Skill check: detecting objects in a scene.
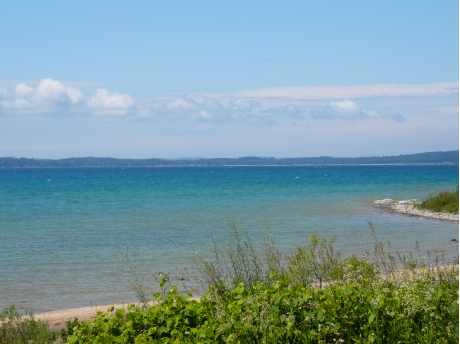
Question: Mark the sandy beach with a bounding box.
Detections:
[34,303,134,329]
[34,298,200,329]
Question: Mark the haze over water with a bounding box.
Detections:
[1,165,458,312]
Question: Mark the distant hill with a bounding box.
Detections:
[0,151,458,168]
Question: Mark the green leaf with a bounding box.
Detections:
[157,326,168,335]
[316,308,325,321]
[368,313,375,323]
[434,288,443,299]
[234,286,244,294]
[274,294,282,305]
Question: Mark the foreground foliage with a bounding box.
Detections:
[67,271,458,343]
[417,186,459,214]
[0,306,78,344]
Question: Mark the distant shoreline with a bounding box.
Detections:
[0,163,458,169]
[0,150,458,168]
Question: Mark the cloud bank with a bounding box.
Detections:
[235,82,459,99]
[1,78,455,124]
[0,78,133,115]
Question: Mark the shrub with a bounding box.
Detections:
[0,306,61,344]
[417,186,459,214]
[67,272,459,343]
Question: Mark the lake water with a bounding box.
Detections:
[0,165,458,312]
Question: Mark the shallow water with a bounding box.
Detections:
[0,165,458,312]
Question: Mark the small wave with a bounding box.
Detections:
[374,199,394,204]
[397,199,417,205]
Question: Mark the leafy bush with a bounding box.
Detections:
[417,186,459,214]
[67,271,459,343]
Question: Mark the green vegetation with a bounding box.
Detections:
[0,150,458,167]
[2,223,458,343]
[67,273,458,343]
[0,306,77,344]
[417,186,459,214]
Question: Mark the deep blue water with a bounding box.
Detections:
[0,165,458,312]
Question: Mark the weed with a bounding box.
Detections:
[119,246,151,309]
[0,306,64,344]
[193,210,281,294]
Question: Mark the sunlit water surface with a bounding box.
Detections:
[0,165,458,312]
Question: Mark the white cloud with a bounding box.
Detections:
[15,83,33,97]
[0,79,131,115]
[1,98,32,110]
[137,94,228,121]
[311,99,405,122]
[1,78,87,112]
[67,87,84,104]
[329,100,360,113]
[228,98,260,111]
[36,78,67,101]
[87,88,134,116]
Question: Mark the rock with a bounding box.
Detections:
[381,204,459,223]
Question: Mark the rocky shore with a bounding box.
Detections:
[379,203,459,223]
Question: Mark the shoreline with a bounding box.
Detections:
[34,303,131,329]
[34,298,200,329]
[380,204,459,223]
[1,163,458,169]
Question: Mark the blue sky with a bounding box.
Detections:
[0,1,458,158]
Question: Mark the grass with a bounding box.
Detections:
[416,186,459,214]
[0,306,78,344]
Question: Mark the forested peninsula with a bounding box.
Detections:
[0,150,458,168]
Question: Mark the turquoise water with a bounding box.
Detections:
[0,165,458,312]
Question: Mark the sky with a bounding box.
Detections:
[0,1,458,159]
